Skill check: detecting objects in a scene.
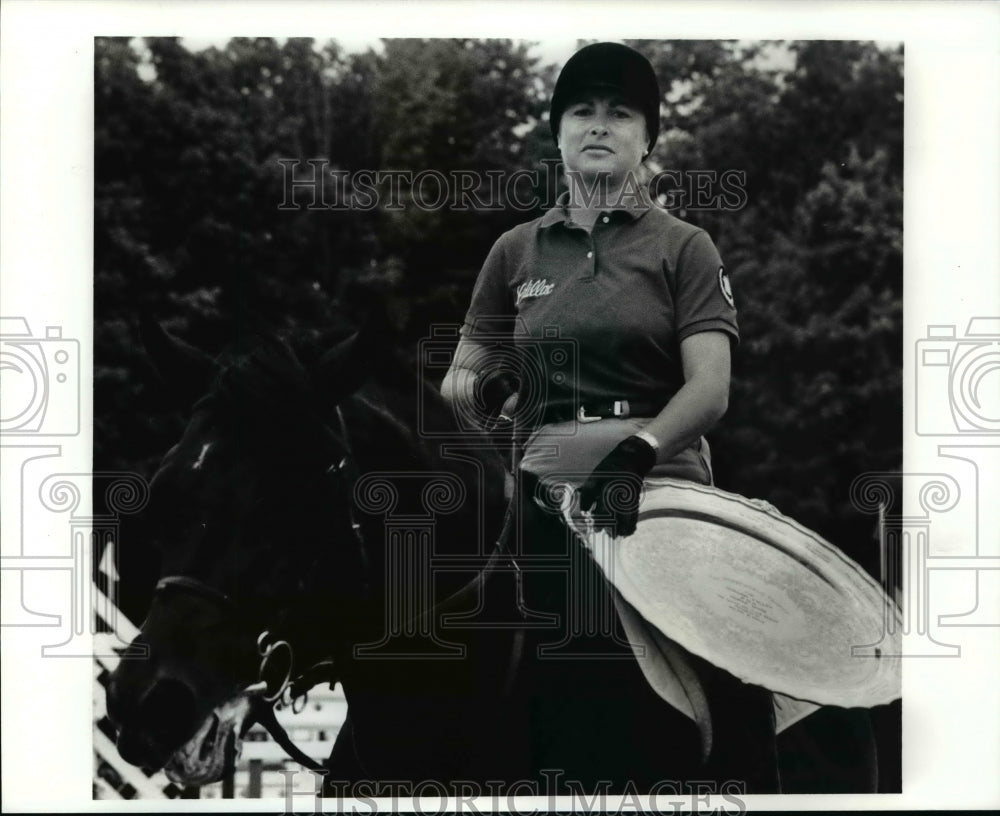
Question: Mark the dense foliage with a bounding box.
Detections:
[95,37,902,574]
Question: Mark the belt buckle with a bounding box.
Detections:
[577,405,602,423]
[612,400,629,418]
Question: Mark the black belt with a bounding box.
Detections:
[540,398,663,425]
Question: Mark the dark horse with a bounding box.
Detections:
[106,321,881,795]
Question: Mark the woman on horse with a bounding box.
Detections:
[442,41,778,791]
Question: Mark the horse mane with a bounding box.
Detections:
[202,329,475,476]
[213,334,319,418]
[194,329,508,623]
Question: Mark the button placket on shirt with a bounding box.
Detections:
[562,210,620,280]
[583,213,613,275]
[562,219,598,281]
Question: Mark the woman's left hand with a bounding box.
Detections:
[577,435,658,536]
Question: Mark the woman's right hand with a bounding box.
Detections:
[440,338,519,470]
[484,388,519,473]
[474,369,520,427]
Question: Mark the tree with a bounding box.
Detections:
[94,37,553,476]
[633,39,903,565]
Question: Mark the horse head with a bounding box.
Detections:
[105,320,390,784]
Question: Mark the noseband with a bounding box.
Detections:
[153,575,295,700]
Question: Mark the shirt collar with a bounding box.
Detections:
[539,185,653,229]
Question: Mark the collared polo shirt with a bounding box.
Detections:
[461,191,739,417]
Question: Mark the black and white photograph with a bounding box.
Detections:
[1,2,998,813]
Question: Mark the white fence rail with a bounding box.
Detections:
[93,570,347,800]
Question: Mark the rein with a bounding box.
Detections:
[154,403,525,774]
[154,574,331,772]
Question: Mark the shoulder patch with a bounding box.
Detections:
[718,266,735,308]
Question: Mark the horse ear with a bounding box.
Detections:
[140,314,219,406]
[314,311,388,403]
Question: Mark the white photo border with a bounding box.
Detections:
[2,0,998,811]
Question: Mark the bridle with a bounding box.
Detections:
[154,568,339,773]
[153,576,303,703]
[151,404,525,775]
[153,406,368,773]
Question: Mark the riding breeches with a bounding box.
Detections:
[509,420,780,793]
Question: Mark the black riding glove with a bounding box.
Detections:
[473,370,519,471]
[473,370,519,426]
[577,435,658,536]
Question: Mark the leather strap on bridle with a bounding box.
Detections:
[435,501,527,700]
[413,499,519,621]
[154,404,528,774]
[246,499,525,776]
[156,575,234,607]
[251,697,328,773]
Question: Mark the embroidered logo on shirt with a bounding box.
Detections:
[516,278,556,305]
[718,266,735,308]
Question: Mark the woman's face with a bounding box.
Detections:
[557,92,649,187]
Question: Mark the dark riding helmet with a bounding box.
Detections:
[549,42,661,155]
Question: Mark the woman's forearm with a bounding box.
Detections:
[637,330,732,463]
[639,376,728,463]
[440,363,478,413]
